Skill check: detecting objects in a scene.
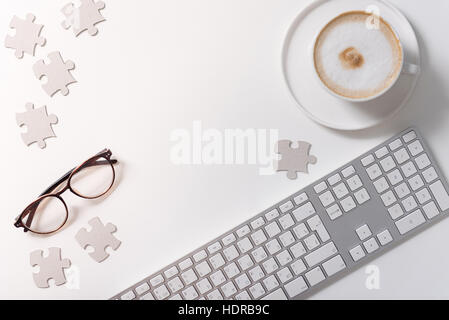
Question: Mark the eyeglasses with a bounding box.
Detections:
[14,149,118,235]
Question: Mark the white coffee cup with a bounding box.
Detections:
[312,11,419,103]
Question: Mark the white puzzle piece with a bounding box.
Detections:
[30,248,71,288]
[61,0,106,36]
[4,13,46,59]
[276,140,317,180]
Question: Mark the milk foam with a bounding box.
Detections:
[314,12,402,99]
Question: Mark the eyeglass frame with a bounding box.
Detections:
[14,149,118,235]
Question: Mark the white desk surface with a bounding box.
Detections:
[1,0,449,300]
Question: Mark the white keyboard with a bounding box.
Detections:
[113,128,449,300]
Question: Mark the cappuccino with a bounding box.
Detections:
[314,11,403,100]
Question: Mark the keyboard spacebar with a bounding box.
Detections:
[430,181,449,211]
[261,289,288,300]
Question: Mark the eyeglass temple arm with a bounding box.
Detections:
[23,159,117,228]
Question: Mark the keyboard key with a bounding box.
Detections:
[223,263,240,279]
[401,161,417,178]
[164,266,178,279]
[277,268,293,283]
[304,234,320,250]
[265,209,279,221]
[249,283,266,299]
[307,215,330,242]
[387,169,403,185]
[341,196,356,212]
[326,204,343,220]
[195,261,211,277]
[279,201,294,213]
[237,254,254,270]
[423,201,440,219]
[236,225,251,238]
[182,286,198,300]
[250,217,265,230]
[293,202,316,222]
[389,139,403,151]
[374,177,389,193]
[290,259,307,275]
[342,166,356,178]
[363,238,379,253]
[222,233,236,246]
[394,148,410,164]
[403,130,417,143]
[381,191,397,207]
[150,275,164,287]
[140,292,154,300]
[181,269,197,285]
[377,230,393,246]
[251,247,268,263]
[251,229,267,246]
[237,237,253,254]
[375,147,389,159]
[235,291,251,300]
[279,214,295,230]
[223,245,239,261]
[408,140,424,156]
[284,277,308,298]
[293,223,309,239]
[319,190,335,207]
[366,164,382,180]
[354,188,370,205]
[402,196,418,212]
[262,258,279,274]
[249,266,265,282]
[221,282,237,298]
[304,242,338,267]
[294,193,308,205]
[261,288,288,300]
[263,275,280,291]
[395,209,426,235]
[349,245,365,262]
[265,222,281,238]
[416,188,432,204]
[361,154,375,167]
[356,224,372,241]
[276,250,293,266]
[305,267,326,286]
[178,258,193,271]
[409,174,425,191]
[235,274,251,290]
[415,154,431,170]
[333,182,350,199]
[380,156,396,172]
[207,242,222,254]
[314,181,327,194]
[193,250,207,262]
[209,253,225,269]
[429,181,449,211]
[121,291,136,300]
[347,175,363,191]
[328,173,342,186]
[395,182,411,199]
[210,270,226,286]
[279,231,295,247]
[167,277,184,293]
[388,203,404,220]
[423,167,438,183]
[153,285,170,300]
[290,242,307,258]
[322,255,346,276]
[266,239,282,255]
[207,289,223,300]
[135,283,150,295]
[168,294,182,300]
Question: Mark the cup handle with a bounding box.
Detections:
[402,62,420,75]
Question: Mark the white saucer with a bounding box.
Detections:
[282,0,421,131]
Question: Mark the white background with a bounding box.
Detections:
[1,0,449,299]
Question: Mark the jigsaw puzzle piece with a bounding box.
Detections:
[61,0,106,36]
[16,103,58,149]
[276,140,317,180]
[75,217,121,263]
[4,13,46,59]
[30,247,71,288]
[33,51,76,97]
